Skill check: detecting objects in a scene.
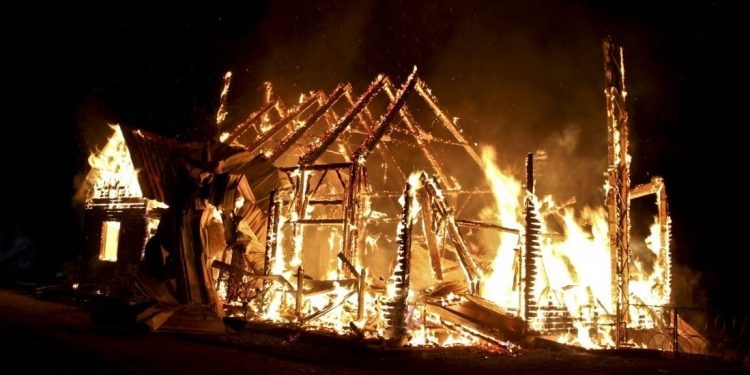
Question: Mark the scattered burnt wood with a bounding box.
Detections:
[426,294,525,344]
[529,336,587,352]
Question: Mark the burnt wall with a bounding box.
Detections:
[80,198,149,296]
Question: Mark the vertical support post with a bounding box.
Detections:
[672,308,679,356]
[417,183,443,282]
[656,179,672,306]
[263,189,279,296]
[291,169,306,277]
[524,152,542,330]
[341,161,361,278]
[296,266,304,316]
[603,36,631,346]
[383,181,414,348]
[358,267,367,321]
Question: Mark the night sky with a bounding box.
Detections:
[3,1,747,312]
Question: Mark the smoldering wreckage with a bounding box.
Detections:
[66,38,690,358]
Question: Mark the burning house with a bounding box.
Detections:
[74,125,167,296]
[75,37,679,352]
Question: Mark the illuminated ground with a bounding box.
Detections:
[1,287,746,375]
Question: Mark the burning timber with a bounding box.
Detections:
[74,38,683,354]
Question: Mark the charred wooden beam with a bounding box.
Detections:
[212,259,297,292]
[381,77,453,189]
[417,180,443,282]
[524,152,542,328]
[357,268,367,320]
[603,36,631,346]
[540,197,576,216]
[629,176,671,306]
[463,294,526,339]
[211,259,254,277]
[299,75,387,165]
[300,290,357,324]
[382,181,415,348]
[259,274,297,293]
[629,176,664,199]
[280,162,352,172]
[244,91,323,153]
[308,199,344,205]
[294,218,345,225]
[345,77,409,188]
[296,266,304,316]
[263,189,280,292]
[341,162,362,278]
[302,168,333,213]
[294,167,311,222]
[352,67,418,161]
[425,295,525,346]
[455,219,521,235]
[337,252,360,279]
[420,173,481,294]
[263,81,274,104]
[222,99,277,144]
[298,278,358,296]
[414,79,483,168]
[268,83,348,163]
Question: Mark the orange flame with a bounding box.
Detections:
[87,124,142,199]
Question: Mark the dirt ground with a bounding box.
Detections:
[1,286,747,375]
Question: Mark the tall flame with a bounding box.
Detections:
[87,124,142,199]
[481,146,523,309]
[477,144,671,349]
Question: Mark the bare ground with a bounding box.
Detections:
[1,286,747,375]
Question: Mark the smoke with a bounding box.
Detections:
[2,1,740,309]
[51,2,677,198]
[535,122,608,207]
[212,2,615,211]
[222,2,375,120]
[60,2,616,193]
[672,263,707,309]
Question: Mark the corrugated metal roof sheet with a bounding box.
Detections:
[120,126,181,204]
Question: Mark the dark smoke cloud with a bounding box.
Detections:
[219,1,615,207]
